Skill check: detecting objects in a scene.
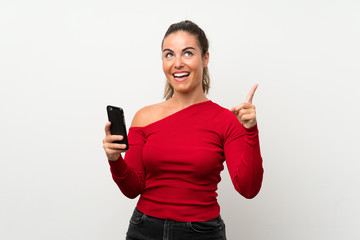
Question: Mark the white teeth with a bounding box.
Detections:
[173,72,190,77]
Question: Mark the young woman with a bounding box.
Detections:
[103,20,263,240]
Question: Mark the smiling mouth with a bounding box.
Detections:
[173,72,190,82]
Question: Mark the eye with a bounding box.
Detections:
[164,52,173,58]
[184,51,193,57]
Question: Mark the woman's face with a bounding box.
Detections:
[162,31,209,95]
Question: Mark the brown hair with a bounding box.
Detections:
[161,20,210,100]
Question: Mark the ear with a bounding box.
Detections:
[202,52,209,68]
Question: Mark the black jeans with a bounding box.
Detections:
[126,208,227,240]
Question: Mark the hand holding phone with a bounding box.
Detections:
[106,105,129,148]
[103,106,129,161]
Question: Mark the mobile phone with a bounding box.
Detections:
[106,105,129,150]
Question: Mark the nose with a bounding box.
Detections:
[174,56,183,69]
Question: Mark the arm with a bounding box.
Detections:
[226,84,263,198]
[105,107,152,199]
[108,127,146,199]
[224,118,264,199]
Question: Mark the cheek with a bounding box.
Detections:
[191,61,204,75]
[162,62,170,73]
[162,62,173,80]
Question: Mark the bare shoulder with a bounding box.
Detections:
[131,102,168,127]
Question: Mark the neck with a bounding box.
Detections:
[168,91,208,109]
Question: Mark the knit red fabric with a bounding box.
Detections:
[108,100,263,222]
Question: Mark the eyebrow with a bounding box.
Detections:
[162,47,196,52]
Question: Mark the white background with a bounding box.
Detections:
[1,0,359,239]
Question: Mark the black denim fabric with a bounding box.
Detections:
[126,208,227,240]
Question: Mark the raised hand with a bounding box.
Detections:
[231,84,258,129]
[103,122,128,161]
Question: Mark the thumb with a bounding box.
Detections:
[105,122,112,135]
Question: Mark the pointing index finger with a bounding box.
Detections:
[245,84,258,103]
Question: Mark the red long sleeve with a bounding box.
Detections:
[223,123,263,199]
[108,100,263,222]
[108,128,146,199]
